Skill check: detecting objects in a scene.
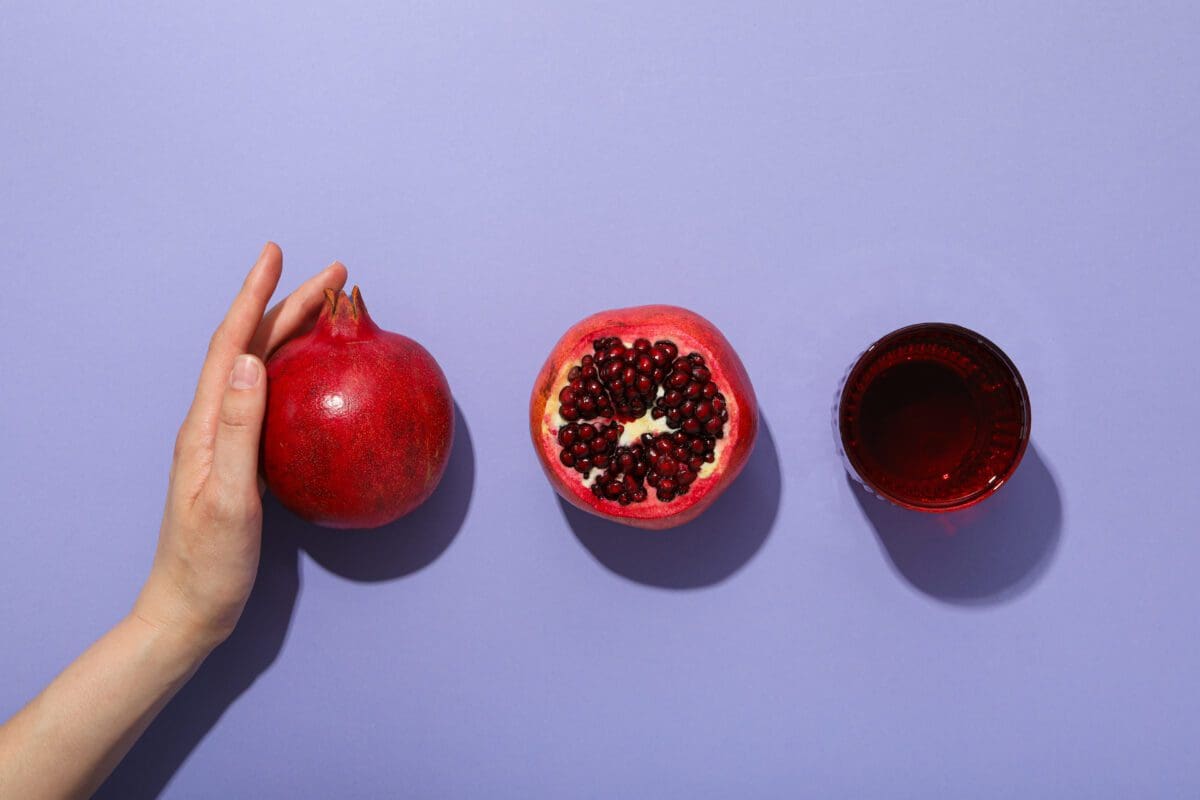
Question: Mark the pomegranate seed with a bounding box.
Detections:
[555,337,727,506]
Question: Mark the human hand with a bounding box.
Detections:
[133,243,347,653]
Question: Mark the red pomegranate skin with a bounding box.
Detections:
[530,304,758,530]
[262,287,453,529]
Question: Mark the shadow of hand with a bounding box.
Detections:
[95,511,301,799]
[96,405,475,797]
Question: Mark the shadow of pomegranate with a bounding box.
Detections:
[295,402,475,581]
[850,443,1062,605]
[562,417,781,589]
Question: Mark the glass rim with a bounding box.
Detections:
[837,322,1032,513]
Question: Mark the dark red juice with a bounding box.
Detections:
[837,323,1030,512]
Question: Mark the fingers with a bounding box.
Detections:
[180,243,283,449]
[206,354,268,513]
[249,260,348,360]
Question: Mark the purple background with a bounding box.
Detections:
[2,2,1198,797]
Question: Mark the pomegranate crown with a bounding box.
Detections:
[320,285,378,336]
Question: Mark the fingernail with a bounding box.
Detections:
[230,355,261,390]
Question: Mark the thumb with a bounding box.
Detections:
[210,354,267,499]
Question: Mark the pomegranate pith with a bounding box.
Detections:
[531,305,757,529]
[262,286,454,530]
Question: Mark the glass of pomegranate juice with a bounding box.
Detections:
[836,323,1031,512]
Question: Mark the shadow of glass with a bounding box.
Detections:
[296,403,474,581]
[95,508,302,799]
[850,443,1062,605]
[563,417,781,589]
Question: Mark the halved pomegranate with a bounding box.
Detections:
[530,305,758,529]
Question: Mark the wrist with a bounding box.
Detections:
[131,582,234,664]
[125,610,219,673]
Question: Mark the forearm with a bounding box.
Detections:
[0,614,212,800]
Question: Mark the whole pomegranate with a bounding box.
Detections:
[262,286,454,529]
[530,305,758,529]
